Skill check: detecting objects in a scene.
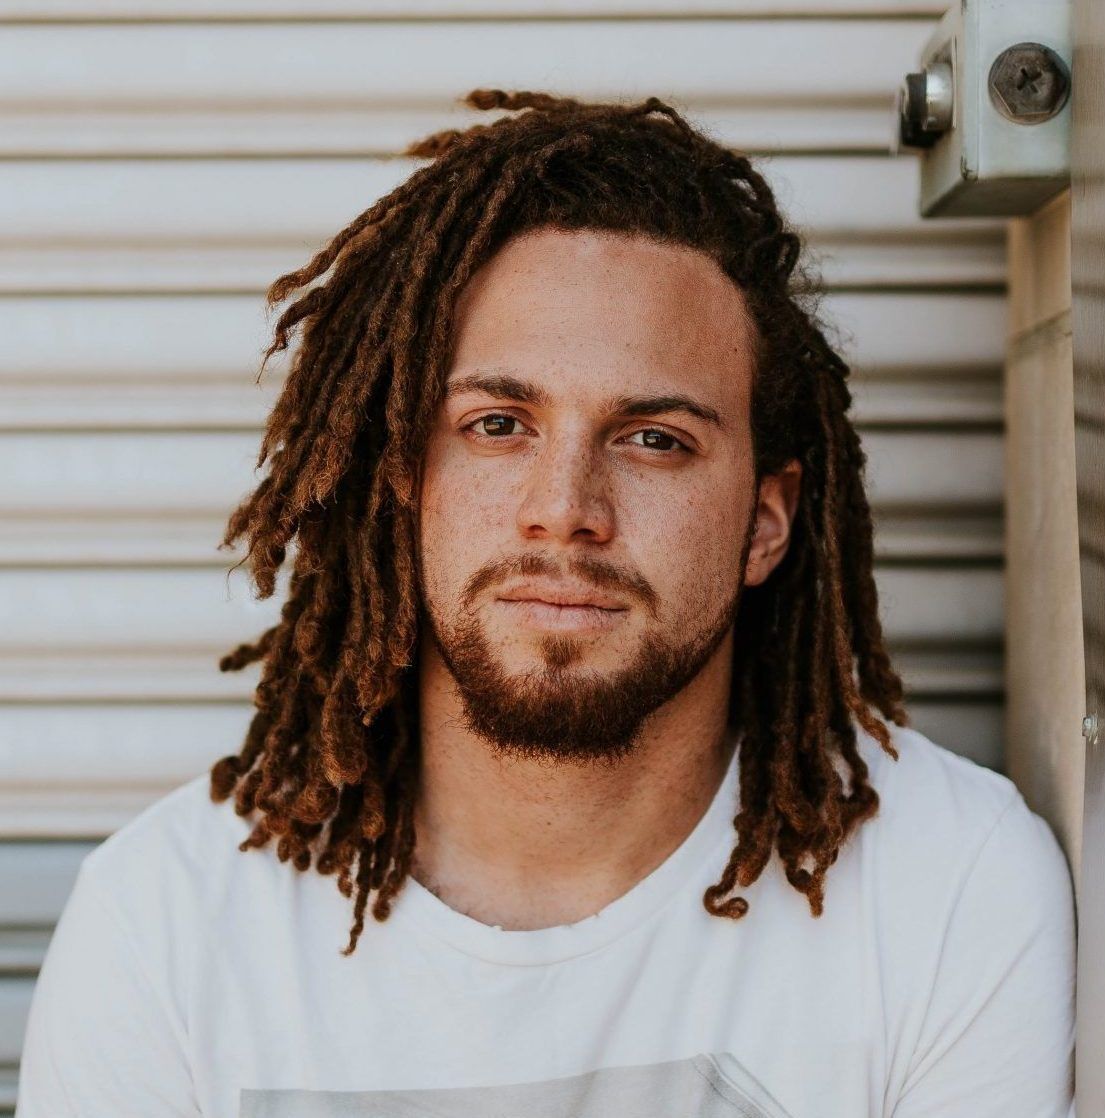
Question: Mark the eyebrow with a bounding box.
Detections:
[444,371,724,430]
[610,393,723,429]
[445,372,549,407]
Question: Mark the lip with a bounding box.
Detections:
[495,598,628,632]
[495,579,628,611]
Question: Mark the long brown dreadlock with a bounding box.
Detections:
[209,88,909,957]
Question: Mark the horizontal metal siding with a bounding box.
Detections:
[0,1,951,17]
[0,6,1006,1111]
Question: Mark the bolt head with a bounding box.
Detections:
[988,42,1071,124]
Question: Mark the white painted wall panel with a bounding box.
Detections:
[0,18,936,158]
[0,22,933,104]
[0,156,1004,292]
[0,106,919,160]
[0,5,1009,1108]
[0,1,950,17]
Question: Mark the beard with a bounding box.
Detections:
[420,541,751,765]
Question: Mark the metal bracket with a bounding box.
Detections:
[895,0,1071,217]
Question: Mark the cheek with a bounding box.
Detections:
[617,463,753,611]
[417,439,515,601]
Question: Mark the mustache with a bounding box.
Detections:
[462,552,659,619]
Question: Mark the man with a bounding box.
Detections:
[17,90,1075,1117]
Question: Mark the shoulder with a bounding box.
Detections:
[77,769,260,930]
[858,719,1021,834]
[851,719,1072,918]
[852,725,1075,1110]
[83,769,254,876]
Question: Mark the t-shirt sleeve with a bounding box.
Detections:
[15,856,201,1117]
[891,791,1076,1117]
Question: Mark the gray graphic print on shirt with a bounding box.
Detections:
[238,1052,794,1117]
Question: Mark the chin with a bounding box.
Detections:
[499,629,631,676]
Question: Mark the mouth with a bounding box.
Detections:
[495,580,628,611]
[494,597,629,632]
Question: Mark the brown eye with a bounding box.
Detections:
[627,429,688,453]
[477,415,520,437]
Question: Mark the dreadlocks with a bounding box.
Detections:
[209,88,908,957]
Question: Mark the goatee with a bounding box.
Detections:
[423,559,745,765]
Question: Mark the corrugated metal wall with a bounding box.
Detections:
[0,2,1007,1109]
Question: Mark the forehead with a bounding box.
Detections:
[447,228,757,413]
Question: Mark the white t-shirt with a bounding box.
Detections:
[16,721,1076,1118]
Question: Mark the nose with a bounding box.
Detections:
[515,430,616,545]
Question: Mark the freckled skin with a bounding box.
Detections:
[419,227,796,684]
[411,227,801,929]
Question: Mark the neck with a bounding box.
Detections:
[408,634,736,931]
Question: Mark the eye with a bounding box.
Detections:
[624,428,690,454]
[464,413,527,439]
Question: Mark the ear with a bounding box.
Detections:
[743,458,802,588]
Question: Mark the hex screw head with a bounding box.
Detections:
[988,42,1071,124]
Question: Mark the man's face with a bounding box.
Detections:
[416,227,797,762]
